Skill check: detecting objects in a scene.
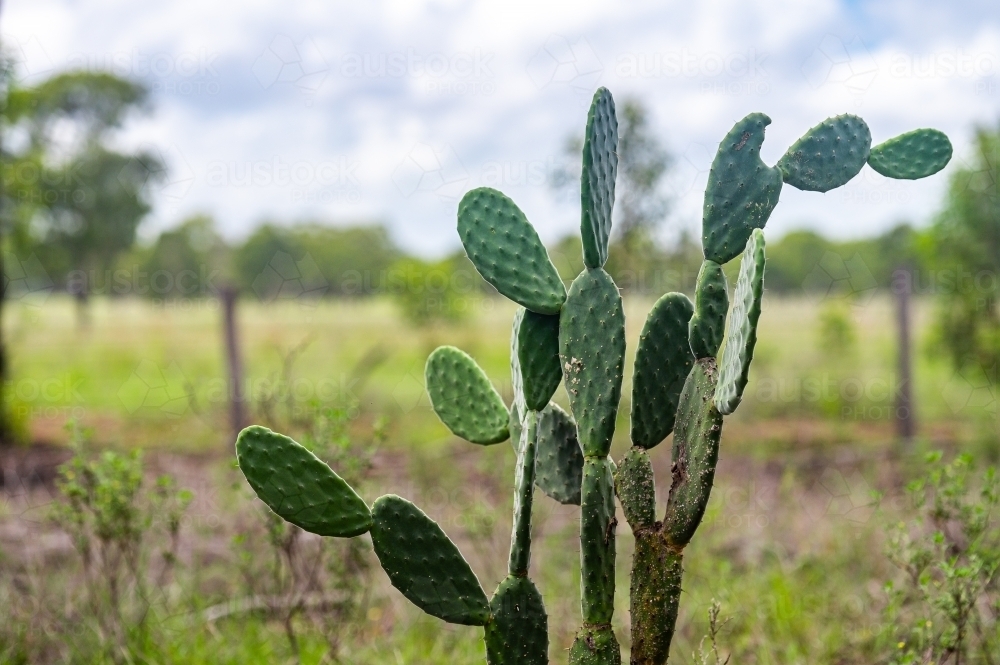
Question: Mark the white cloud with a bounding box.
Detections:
[3,0,998,256]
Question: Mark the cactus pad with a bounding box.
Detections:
[868,128,952,179]
[614,447,656,529]
[370,494,491,626]
[512,307,562,412]
[630,292,695,449]
[535,402,584,505]
[569,625,622,665]
[236,426,372,538]
[426,345,509,444]
[702,112,782,265]
[580,457,617,625]
[689,260,729,359]
[580,87,618,270]
[485,575,549,665]
[777,114,872,192]
[458,187,566,314]
[508,410,537,576]
[560,268,626,457]
[663,358,723,548]
[716,229,766,416]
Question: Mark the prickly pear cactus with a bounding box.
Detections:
[234,86,952,665]
[614,111,952,665]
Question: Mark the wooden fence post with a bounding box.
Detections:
[893,266,915,442]
[221,286,247,438]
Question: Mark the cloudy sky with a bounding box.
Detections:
[4,0,999,256]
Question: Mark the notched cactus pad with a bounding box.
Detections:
[512,307,562,412]
[630,292,695,449]
[370,495,491,626]
[426,345,509,445]
[689,260,729,359]
[560,268,626,458]
[236,426,372,538]
[868,128,952,179]
[458,187,566,314]
[535,402,584,505]
[703,112,782,264]
[716,229,766,416]
[581,87,619,270]
[778,114,871,192]
[485,575,549,665]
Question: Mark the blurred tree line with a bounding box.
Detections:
[4,61,999,380]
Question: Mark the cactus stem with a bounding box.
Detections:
[508,409,538,576]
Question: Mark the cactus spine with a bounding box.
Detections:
[234,87,951,664]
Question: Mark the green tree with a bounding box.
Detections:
[132,214,228,300]
[5,70,161,314]
[930,124,1000,372]
[233,222,401,300]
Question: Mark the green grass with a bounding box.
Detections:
[2,293,997,663]
[3,292,983,453]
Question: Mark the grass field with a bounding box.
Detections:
[1,293,997,663]
[3,291,990,453]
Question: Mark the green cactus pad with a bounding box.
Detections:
[512,307,562,412]
[458,187,567,314]
[580,457,617,625]
[663,358,723,548]
[535,402,584,505]
[569,625,622,665]
[236,426,371,538]
[614,447,656,529]
[702,112,782,265]
[426,345,509,445]
[868,128,953,179]
[715,229,766,416]
[580,87,619,270]
[628,539,682,665]
[630,293,695,449]
[560,268,626,458]
[777,114,872,192]
[370,494,491,626]
[485,575,549,665]
[689,260,729,359]
[508,410,537,576]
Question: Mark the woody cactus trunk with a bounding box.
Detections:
[233,87,951,663]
